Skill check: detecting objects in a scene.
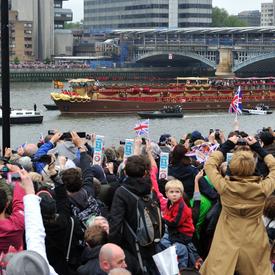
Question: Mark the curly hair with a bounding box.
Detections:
[85,224,108,247]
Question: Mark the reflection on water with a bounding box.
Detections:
[0,82,273,147]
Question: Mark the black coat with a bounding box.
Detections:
[109,176,156,260]
[44,175,84,275]
[168,164,218,201]
[77,245,106,275]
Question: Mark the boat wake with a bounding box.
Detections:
[184,114,228,118]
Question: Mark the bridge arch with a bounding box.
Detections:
[233,52,275,72]
[135,51,217,69]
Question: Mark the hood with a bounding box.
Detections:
[70,188,89,209]
[48,141,78,160]
[81,245,102,263]
[123,176,152,196]
[169,164,196,181]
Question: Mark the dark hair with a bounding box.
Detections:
[61,168,83,193]
[0,189,8,214]
[125,155,150,177]
[171,144,191,166]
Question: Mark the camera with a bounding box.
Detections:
[119,140,125,145]
[0,166,9,179]
[209,129,214,134]
[215,129,220,140]
[48,130,87,140]
[32,154,52,164]
[142,137,146,145]
[237,138,247,146]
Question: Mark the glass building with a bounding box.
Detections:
[84,0,212,32]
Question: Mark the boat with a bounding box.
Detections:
[242,104,273,115]
[50,77,275,114]
[0,109,43,125]
[137,105,183,118]
[43,104,58,110]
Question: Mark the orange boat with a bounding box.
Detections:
[50,77,275,114]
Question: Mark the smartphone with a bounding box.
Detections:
[7,172,21,184]
[226,153,233,164]
[209,129,214,134]
[179,138,185,144]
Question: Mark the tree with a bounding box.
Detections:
[212,7,247,27]
[64,20,83,29]
[14,56,20,64]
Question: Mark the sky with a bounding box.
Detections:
[63,0,265,22]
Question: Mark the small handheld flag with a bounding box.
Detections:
[229,86,242,115]
[134,119,149,136]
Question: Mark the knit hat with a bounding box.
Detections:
[37,190,56,219]
[6,250,50,275]
[191,131,204,142]
[259,131,274,146]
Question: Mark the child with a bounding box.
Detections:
[163,179,195,245]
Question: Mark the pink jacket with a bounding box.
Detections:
[0,182,25,253]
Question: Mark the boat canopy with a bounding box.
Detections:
[69,78,95,84]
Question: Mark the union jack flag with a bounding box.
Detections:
[229,86,242,114]
[134,119,149,136]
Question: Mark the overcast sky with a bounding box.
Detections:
[63,0,265,22]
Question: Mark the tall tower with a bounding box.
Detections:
[54,0,73,29]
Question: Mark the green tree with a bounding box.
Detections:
[13,56,20,65]
[64,20,83,29]
[43,57,51,64]
[212,7,247,27]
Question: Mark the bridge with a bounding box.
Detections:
[111,27,275,76]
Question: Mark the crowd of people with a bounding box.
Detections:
[9,62,90,70]
[0,122,275,275]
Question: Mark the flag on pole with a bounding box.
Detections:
[229,86,242,114]
[134,119,149,136]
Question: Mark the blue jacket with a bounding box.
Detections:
[33,141,54,173]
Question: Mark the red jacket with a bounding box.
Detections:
[0,182,25,253]
[163,197,195,239]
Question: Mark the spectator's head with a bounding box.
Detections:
[259,131,274,146]
[158,134,171,146]
[263,195,275,220]
[85,224,108,248]
[17,156,33,172]
[125,155,150,177]
[99,243,127,273]
[0,189,8,214]
[104,147,117,162]
[5,250,49,275]
[165,179,184,203]
[108,268,131,275]
[87,216,109,234]
[37,190,57,222]
[170,144,190,166]
[190,130,204,143]
[23,144,38,156]
[115,146,124,161]
[229,151,256,177]
[61,168,82,193]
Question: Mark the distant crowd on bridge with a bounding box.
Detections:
[8,62,90,70]
[0,122,275,275]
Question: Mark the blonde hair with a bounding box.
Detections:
[229,150,256,176]
[165,179,184,194]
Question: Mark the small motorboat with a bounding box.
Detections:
[137,105,184,119]
[0,109,43,125]
[242,104,273,115]
[43,104,58,110]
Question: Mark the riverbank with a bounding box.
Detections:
[3,67,208,82]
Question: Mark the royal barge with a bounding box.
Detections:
[51,77,275,114]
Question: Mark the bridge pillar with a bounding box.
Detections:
[215,48,235,77]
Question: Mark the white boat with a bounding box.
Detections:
[0,109,43,125]
[242,104,273,115]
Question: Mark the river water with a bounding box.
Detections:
[0,82,274,148]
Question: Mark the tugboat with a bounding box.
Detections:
[137,105,183,119]
[0,108,43,125]
[242,104,273,115]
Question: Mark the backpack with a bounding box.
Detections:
[121,186,163,247]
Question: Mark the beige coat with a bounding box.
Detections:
[200,151,275,275]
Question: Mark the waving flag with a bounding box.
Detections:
[229,86,242,114]
[134,119,149,136]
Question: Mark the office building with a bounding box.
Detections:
[54,0,73,29]
[84,0,212,31]
[261,1,274,26]
[238,10,261,26]
[11,0,54,60]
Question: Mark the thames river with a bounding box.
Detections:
[0,81,274,148]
